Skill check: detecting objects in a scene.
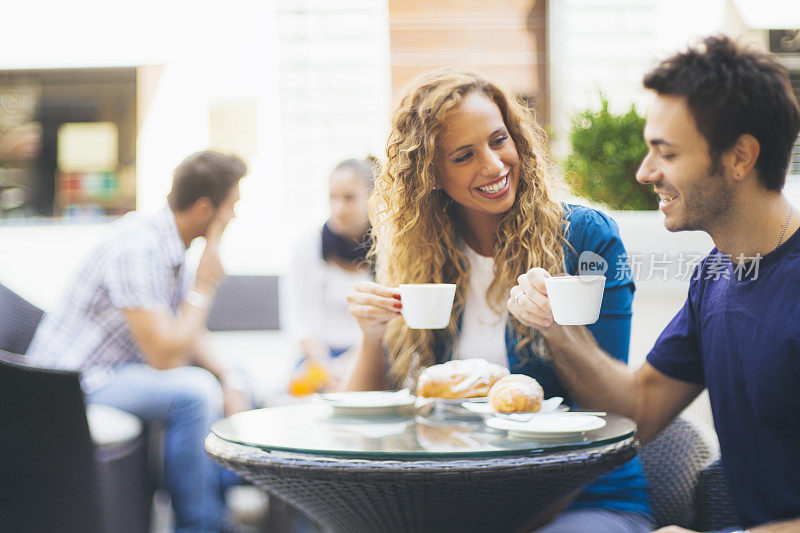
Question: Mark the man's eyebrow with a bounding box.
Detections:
[647,137,675,147]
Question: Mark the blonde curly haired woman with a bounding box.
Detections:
[345,69,652,532]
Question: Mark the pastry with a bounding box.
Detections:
[488,374,544,413]
[416,359,509,399]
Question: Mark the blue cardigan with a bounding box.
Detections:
[435,204,652,517]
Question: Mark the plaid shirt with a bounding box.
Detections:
[27,207,190,392]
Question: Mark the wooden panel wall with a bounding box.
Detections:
[388,0,549,123]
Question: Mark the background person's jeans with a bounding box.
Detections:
[88,363,227,533]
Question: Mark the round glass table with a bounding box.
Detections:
[206,404,638,532]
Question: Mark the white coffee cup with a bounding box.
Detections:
[543,275,605,325]
[398,283,456,329]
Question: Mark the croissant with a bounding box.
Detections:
[416,359,509,399]
[488,374,544,413]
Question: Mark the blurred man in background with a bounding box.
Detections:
[28,150,251,533]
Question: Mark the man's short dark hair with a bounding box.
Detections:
[643,35,800,190]
[167,151,247,211]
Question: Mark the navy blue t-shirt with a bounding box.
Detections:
[647,226,800,528]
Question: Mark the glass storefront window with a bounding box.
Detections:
[0,68,136,222]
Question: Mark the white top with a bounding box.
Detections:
[456,245,508,368]
[281,227,372,352]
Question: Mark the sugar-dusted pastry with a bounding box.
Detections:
[416,359,509,399]
[488,374,544,413]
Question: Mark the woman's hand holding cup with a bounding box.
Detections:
[507,268,555,329]
[346,281,403,341]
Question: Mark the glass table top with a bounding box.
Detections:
[212,403,636,459]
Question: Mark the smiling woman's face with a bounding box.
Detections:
[436,91,520,228]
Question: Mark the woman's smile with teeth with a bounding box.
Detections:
[476,175,508,194]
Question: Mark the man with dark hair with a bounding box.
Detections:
[28,150,250,532]
[168,150,248,212]
[642,35,798,193]
[508,36,800,532]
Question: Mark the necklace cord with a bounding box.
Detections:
[773,205,794,253]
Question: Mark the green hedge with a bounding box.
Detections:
[563,96,657,210]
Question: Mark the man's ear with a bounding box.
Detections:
[727,134,760,183]
[190,196,214,218]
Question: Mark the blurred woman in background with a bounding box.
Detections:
[282,158,376,394]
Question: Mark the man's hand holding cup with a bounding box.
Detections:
[508,268,606,328]
[508,267,555,329]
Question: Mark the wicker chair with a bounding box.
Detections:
[0,352,150,533]
[0,283,44,355]
[693,459,741,531]
[0,283,149,532]
[207,275,280,331]
[640,416,741,530]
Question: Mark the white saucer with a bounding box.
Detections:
[318,390,416,416]
[485,413,606,440]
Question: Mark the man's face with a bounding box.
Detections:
[202,182,240,237]
[636,94,733,233]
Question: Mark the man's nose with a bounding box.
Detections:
[636,152,659,185]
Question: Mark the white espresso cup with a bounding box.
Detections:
[543,275,606,325]
[398,283,456,329]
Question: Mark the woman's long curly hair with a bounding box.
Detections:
[370,69,567,386]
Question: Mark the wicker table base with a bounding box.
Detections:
[206,433,637,533]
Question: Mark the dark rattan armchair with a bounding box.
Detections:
[640,416,741,530]
[0,283,150,532]
[0,352,150,533]
[693,459,741,531]
[0,283,43,355]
